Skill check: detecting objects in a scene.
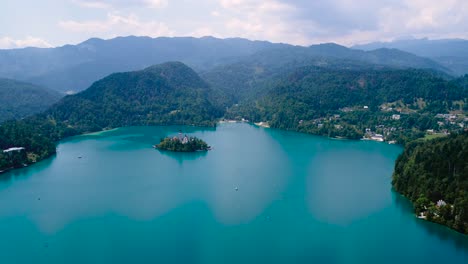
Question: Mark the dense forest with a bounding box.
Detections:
[392,133,468,234]
[156,136,209,152]
[0,78,62,123]
[0,115,60,170]
[47,62,222,131]
[451,74,468,90]
[201,45,450,105]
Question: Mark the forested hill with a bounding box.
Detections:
[226,67,466,142]
[0,62,222,171]
[392,133,468,234]
[451,74,468,89]
[202,44,450,104]
[47,62,222,132]
[0,78,62,123]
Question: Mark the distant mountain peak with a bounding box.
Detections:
[79,37,105,45]
[352,38,468,75]
[143,61,191,71]
[141,61,208,89]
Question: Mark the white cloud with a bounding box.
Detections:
[72,0,111,9]
[0,36,53,49]
[59,13,174,38]
[217,0,313,45]
[4,0,468,49]
[143,0,168,9]
[71,0,168,9]
[221,0,468,45]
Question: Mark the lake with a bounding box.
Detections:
[0,123,466,263]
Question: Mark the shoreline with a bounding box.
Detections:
[84,128,120,136]
[1,122,463,235]
[2,121,401,175]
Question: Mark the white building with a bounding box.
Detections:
[371,134,384,142]
[437,200,447,207]
[391,114,401,120]
[3,147,25,153]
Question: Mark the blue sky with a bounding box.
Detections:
[1,0,468,49]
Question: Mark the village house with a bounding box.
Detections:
[371,134,384,142]
[364,128,385,142]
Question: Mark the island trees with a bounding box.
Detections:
[155,136,210,152]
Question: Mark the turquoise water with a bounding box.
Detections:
[0,123,466,263]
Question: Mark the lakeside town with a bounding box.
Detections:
[225,102,467,144]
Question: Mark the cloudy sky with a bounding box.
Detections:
[1,0,468,49]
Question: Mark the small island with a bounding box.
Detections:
[154,133,211,152]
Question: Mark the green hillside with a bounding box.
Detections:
[0,78,61,123]
[225,67,466,143]
[392,133,468,234]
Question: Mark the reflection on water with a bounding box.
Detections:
[156,149,208,164]
[0,123,466,264]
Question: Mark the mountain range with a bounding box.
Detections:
[0,36,452,93]
[353,38,468,76]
